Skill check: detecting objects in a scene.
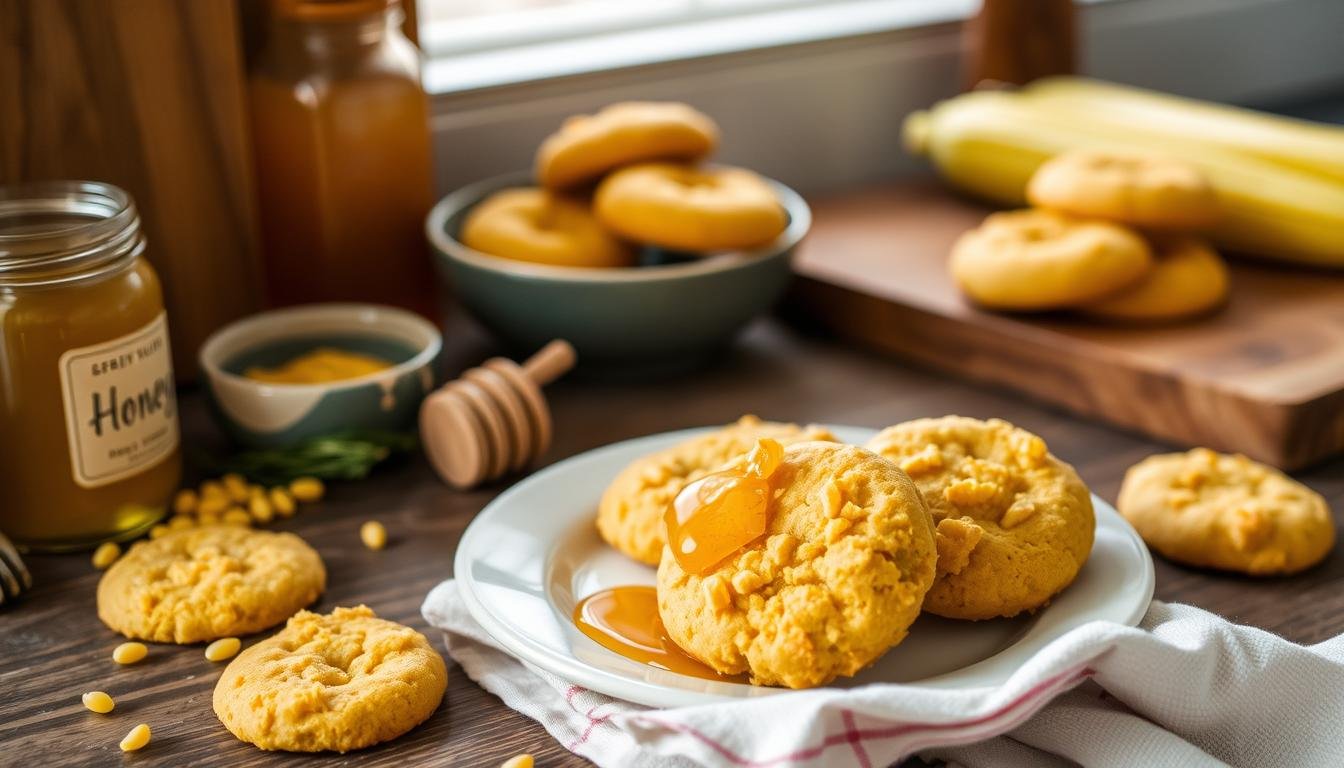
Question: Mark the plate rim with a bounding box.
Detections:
[453,425,1155,708]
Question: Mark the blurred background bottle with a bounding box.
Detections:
[963,0,1076,90]
[249,0,437,318]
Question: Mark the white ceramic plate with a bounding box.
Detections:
[455,426,1154,708]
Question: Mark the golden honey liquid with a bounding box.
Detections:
[572,440,785,678]
[573,586,741,682]
[248,4,437,317]
[664,438,783,575]
[0,260,180,549]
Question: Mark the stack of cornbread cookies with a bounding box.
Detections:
[91,524,447,754]
[597,415,1097,688]
[461,102,790,267]
[597,415,1336,689]
[950,150,1232,322]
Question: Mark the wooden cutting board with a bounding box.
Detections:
[790,181,1344,470]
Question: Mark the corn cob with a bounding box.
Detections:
[903,90,1344,268]
[1021,77,1344,185]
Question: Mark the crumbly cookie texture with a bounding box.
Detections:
[598,415,837,566]
[657,442,936,688]
[97,526,325,644]
[865,416,1094,621]
[213,606,448,753]
[1117,448,1334,575]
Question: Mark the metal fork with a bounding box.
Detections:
[0,530,32,606]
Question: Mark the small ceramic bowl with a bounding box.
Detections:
[426,171,810,370]
[199,304,442,447]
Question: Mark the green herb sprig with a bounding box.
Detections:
[201,430,418,486]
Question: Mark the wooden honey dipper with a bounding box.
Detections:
[420,339,576,489]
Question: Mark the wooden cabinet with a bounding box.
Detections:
[0,0,264,378]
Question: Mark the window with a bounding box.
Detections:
[421,0,881,56]
[419,0,975,94]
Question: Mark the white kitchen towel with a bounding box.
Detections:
[422,580,1344,767]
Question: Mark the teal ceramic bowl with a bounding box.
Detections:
[426,171,810,370]
[198,304,442,447]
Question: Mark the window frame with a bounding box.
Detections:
[423,0,1344,197]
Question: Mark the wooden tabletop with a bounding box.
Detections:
[2,312,1342,768]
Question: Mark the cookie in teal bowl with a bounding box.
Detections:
[425,171,810,370]
[199,304,442,447]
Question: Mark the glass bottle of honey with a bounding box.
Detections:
[249,0,437,317]
[0,181,181,551]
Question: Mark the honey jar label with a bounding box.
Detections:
[58,313,179,488]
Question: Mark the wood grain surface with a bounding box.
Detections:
[1,313,1342,767]
[0,0,264,379]
[790,181,1344,470]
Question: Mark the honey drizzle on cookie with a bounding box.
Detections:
[572,586,741,681]
[665,438,783,576]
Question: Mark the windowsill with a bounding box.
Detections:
[421,0,980,95]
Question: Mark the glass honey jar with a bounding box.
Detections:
[248,0,437,318]
[0,181,181,551]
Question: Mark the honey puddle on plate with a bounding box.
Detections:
[574,439,788,682]
[573,586,743,682]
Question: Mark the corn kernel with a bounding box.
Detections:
[360,520,387,550]
[199,480,227,500]
[702,575,731,613]
[82,691,115,714]
[944,478,1000,507]
[204,637,241,662]
[824,517,851,543]
[269,487,297,517]
[148,524,169,540]
[92,542,121,570]
[119,723,151,752]
[501,755,534,768]
[640,462,670,487]
[172,489,198,515]
[248,493,274,524]
[197,494,231,517]
[898,445,945,477]
[112,642,148,665]
[197,511,219,526]
[222,508,252,527]
[1000,501,1037,529]
[289,476,325,503]
[766,534,797,565]
[796,541,826,561]
[223,473,250,502]
[168,514,195,531]
[730,570,764,595]
[819,479,843,519]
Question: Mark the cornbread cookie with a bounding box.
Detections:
[598,416,836,566]
[1028,150,1220,230]
[594,163,788,252]
[950,209,1153,311]
[460,187,633,268]
[866,417,1094,620]
[536,101,719,189]
[1082,237,1229,322]
[657,442,936,688]
[213,606,447,752]
[1117,449,1334,575]
[97,526,325,644]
